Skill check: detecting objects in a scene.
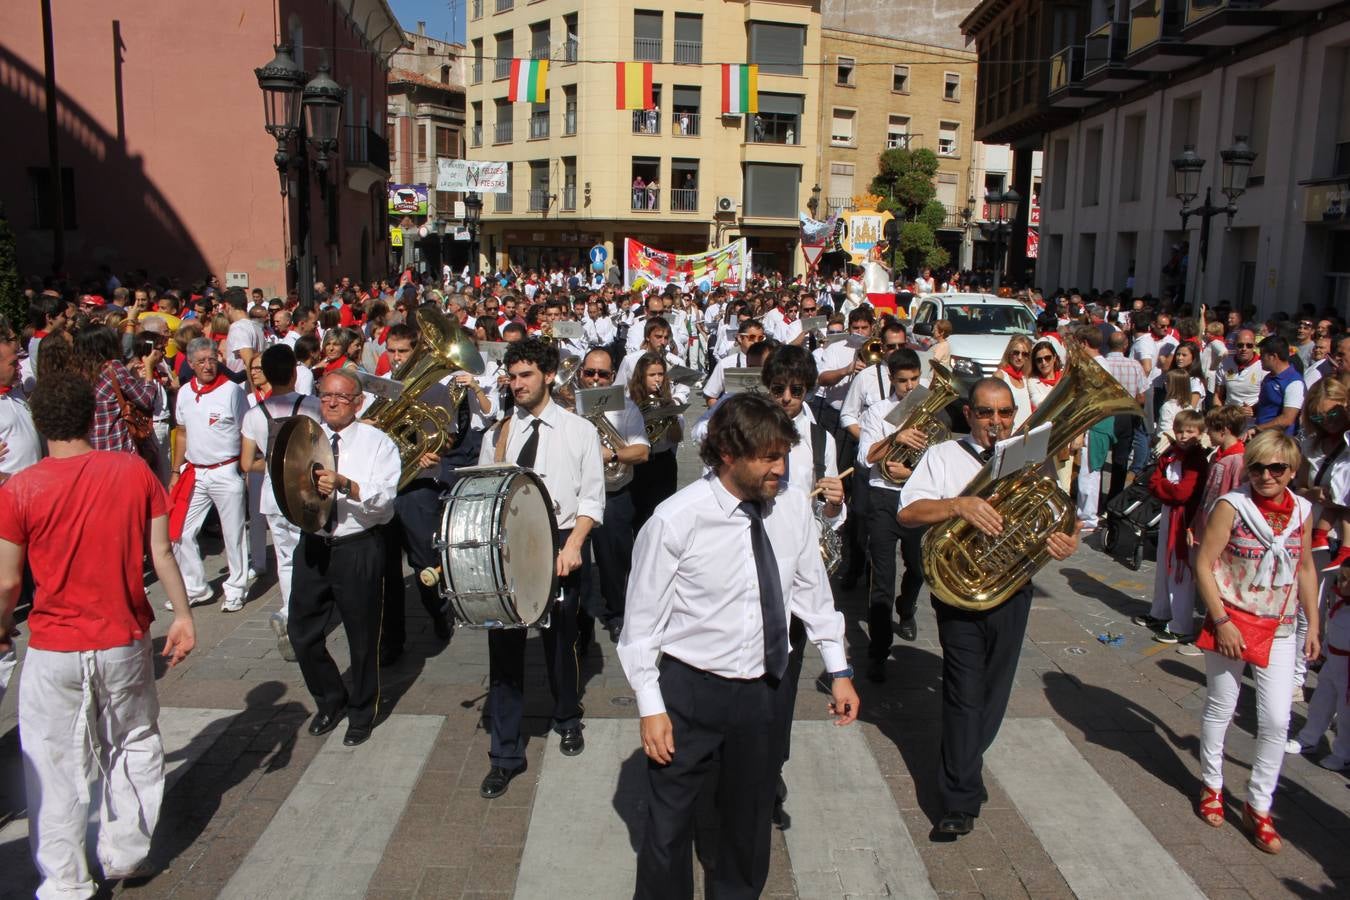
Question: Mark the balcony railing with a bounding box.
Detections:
[673,111,700,136]
[631,186,660,211]
[494,0,512,12]
[470,125,482,148]
[562,185,577,210]
[531,44,550,60]
[674,40,702,64]
[528,188,551,212]
[1129,0,1184,52]
[472,62,483,83]
[634,37,662,61]
[563,38,578,64]
[496,191,512,212]
[529,113,550,139]
[564,108,577,135]
[494,57,512,79]
[1048,45,1083,94]
[494,120,513,143]
[827,197,855,214]
[1187,0,1260,26]
[671,188,698,212]
[1084,21,1129,76]
[885,133,918,150]
[633,109,661,135]
[345,125,390,172]
[748,117,800,145]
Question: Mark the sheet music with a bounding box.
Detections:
[990,422,1052,480]
[479,341,508,362]
[799,315,826,333]
[576,385,626,417]
[884,385,930,426]
[723,368,767,396]
[550,320,584,340]
[358,373,404,400]
[642,401,690,421]
[666,364,701,387]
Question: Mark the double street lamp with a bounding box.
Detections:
[463,192,483,280]
[1169,135,1257,308]
[979,188,1021,291]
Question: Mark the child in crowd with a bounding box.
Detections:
[1157,369,1202,453]
[1191,405,1249,540]
[1287,557,1350,771]
[1142,409,1210,647]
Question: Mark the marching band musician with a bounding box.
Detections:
[477,337,605,799]
[618,392,859,899]
[615,316,687,388]
[897,377,1080,836]
[576,347,650,640]
[628,352,687,534]
[857,348,932,681]
[701,318,768,403]
[290,370,401,747]
[839,320,909,441]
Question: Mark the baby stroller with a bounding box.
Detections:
[1100,460,1162,570]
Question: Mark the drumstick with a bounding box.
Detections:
[810,467,854,498]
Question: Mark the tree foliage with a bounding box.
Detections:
[870,148,949,272]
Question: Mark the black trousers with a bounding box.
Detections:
[867,487,925,660]
[443,427,487,489]
[591,487,636,624]
[382,481,448,653]
[838,429,870,581]
[631,448,677,534]
[934,584,1032,816]
[774,617,808,768]
[1101,415,1135,508]
[289,529,385,729]
[636,657,779,900]
[486,529,583,769]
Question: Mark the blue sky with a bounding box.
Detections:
[390,0,464,44]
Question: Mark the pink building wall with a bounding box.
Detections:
[0,0,393,295]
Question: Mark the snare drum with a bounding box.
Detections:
[434,465,558,627]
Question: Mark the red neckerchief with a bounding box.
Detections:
[0,385,12,396]
[1252,487,1294,518]
[33,330,48,339]
[1001,364,1025,384]
[322,357,348,375]
[1213,440,1245,461]
[376,326,391,345]
[1039,370,1063,387]
[253,388,270,404]
[189,374,230,402]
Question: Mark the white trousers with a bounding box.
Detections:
[1149,508,1196,636]
[1076,446,1100,529]
[1201,633,1296,812]
[265,512,302,618]
[1295,651,1350,761]
[19,639,163,899]
[247,472,267,572]
[173,466,248,604]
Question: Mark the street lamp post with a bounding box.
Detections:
[1169,136,1256,311]
[959,197,975,272]
[807,183,821,219]
[463,192,483,281]
[978,188,1021,291]
[254,44,305,196]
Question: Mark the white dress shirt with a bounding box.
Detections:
[702,352,747,401]
[788,406,845,529]
[240,392,322,516]
[618,474,848,717]
[857,394,906,492]
[478,398,606,531]
[583,315,617,347]
[840,363,889,431]
[899,437,986,510]
[0,393,42,478]
[816,340,858,410]
[322,420,400,537]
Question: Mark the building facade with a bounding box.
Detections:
[963,0,1350,315]
[386,25,468,276]
[1,0,400,295]
[464,0,821,276]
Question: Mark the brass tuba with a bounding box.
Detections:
[879,360,957,485]
[921,346,1141,612]
[588,410,634,490]
[365,305,486,490]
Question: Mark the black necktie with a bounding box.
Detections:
[325,433,341,533]
[739,500,788,680]
[516,419,541,469]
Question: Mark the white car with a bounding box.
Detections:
[907,292,1036,395]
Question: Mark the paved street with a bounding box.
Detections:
[0,433,1347,899]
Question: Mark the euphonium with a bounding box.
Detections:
[588,410,634,490]
[879,360,957,485]
[921,345,1141,612]
[856,338,886,366]
[641,392,681,444]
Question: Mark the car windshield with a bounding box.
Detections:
[943,304,1034,335]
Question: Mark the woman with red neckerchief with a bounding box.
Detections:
[992,335,1033,431]
[1028,339,1072,491]
[1193,430,1319,855]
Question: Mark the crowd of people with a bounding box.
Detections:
[0,262,1345,894]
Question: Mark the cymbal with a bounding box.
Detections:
[269,417,335,533]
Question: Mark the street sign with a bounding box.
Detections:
[589,245,608,265]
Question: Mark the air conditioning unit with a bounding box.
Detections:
[716,196,737,214]
[721,112,743,121]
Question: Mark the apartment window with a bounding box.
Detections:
[1337,51,1350,176]
[494,32,513,80]
[1050,137,1069,210]
[673,85,701,136]
[471,102,483,148]
[435,125,456,158]
[743,162,800,219]
[936,172,958,211]
[472,0,482,20]
[748,22,805,76]
[1169,95,1200,161]
[1081,127,1102,206]
[495,0,512,13]
[674,14,702,64]
[631,157,660,211]
[435,190,455,218]
[828,162,854,212]
[471,39,483,84]
[634,10,662,62]
[530,21,550,60]
[496,162,513,212]
[886,115,910,149]
[494,98,513,143]
[563,85,578,135]
[892,65,909,93]
[944,72,961,101]
[562,157,577,210]
[1234,71,1274,183]
[749,93,802,144]
[671,158,699,211]
[633,85,662,134]
[938,121,959,157]
[27,167,77,229]
[528,161,550,212]
[830,108,855,146]
[563,13,578,64]
[385,119,397,160]
[417,123,428,159]
[529,101,550,139]
[1119,113,1144,202]
[837,56,855,86]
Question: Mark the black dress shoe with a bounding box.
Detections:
[479,763,526,799]
[865,659,887,683]
[898,617,918,642]
[379,645,404,667]
[559,727,585,756]
[308,708,345,736]
[343,724,373,747]
[937,811,975,835]
[432,613,452,642]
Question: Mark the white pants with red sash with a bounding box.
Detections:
[173,463,248,605]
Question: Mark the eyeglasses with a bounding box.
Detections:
[1235,342,1256,348]
[972,405,1017,419]
[801,306,817,313]
[1247,462,1290,478]
[1034,354,1054,362]
[883,341,904,350]
[319,392,359,404]
[1009,350,1028,358]
[581,368,612,378]
[768,382,807,398]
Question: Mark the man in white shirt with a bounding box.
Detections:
[287,369,401,747]
[702,319,767,402]
[625,294,667,354]
[477,338,605,798]
[1217,328,1266,421]
[171,338,250,612]
[615,317,690,394]
[239,345,322,660]
[618,392,859,898]
[0,338,41,485]
[899,378,1079,837]
[838,321,907,444]
[222,288,265,377]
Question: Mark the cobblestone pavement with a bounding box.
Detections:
[0,431,1346,899]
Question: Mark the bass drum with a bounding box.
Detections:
[435,465,558,627]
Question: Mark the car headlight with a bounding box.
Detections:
[951,356,981,378]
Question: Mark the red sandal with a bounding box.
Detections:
[1197,786,1225,827]
[1242,802,1283,854]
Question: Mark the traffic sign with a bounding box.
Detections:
[589,245,608,265]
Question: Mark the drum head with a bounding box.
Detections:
[500,472,557,624]
[270,417,334,533]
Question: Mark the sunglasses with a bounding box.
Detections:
[768,382,807,398]
[581,368,612,378]
[1034,354,1054,362]
[1235,342,1255,348]
[972,405,1017,419]
[1247,462,1290,478]
[1009,350,1028,358]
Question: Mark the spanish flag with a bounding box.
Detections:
[721,64,758,115]
[508,59,548,103]
[615,61,653,110]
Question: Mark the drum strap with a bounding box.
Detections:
[493,415,513,463]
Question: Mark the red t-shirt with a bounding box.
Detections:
[0,451,166,651]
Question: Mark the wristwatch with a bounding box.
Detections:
[829,666,854,680]
[336,477,352,496]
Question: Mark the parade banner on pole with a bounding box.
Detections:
[623,238,748,292]
[388,184,429,216]
[507,59,548,103]
[436,159,510,194]
[615,62,654,109]
[720,65,758,115]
